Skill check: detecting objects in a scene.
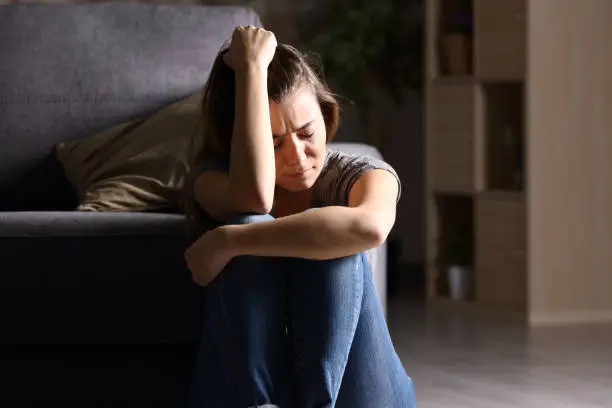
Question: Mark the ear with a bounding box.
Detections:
[321,100,339,142]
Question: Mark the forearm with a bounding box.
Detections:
[220,207,386,260]
[229,66,276,210]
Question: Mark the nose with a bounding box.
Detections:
[283,133,307,166]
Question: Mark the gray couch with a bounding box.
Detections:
[0,3,388,406]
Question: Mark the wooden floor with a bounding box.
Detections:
[4,296,612,407]
[387,298,612,408]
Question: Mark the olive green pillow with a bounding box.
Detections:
[55,91,203,212]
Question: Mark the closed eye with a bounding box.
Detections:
[273,131,314,150]
[272,120,315,139]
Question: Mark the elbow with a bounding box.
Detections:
[244,198,273,215]
[359,212,391,248]
[230,189,273,215]
[366,224,389,248]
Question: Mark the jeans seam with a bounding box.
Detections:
[329,253,364,402]
[290,253,365,407]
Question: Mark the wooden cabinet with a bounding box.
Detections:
[426,0,612,326]
[425,0,527,317]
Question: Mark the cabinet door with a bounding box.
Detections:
[475,0,526,80]
[430,81,484,193]
[476,192,527,312]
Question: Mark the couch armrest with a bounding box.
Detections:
[0,212,203,345]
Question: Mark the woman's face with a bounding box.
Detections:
[269,85,327,192]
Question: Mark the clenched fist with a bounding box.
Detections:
[223,25,277,72]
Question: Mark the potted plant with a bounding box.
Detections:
[297,0,423,114]
[439,10,473,75]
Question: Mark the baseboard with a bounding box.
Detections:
[529,309,612,326]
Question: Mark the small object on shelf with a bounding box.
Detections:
[438,8,473,76]
[445,220,473,300]
[447,265,473,300]
[440,32,472,75]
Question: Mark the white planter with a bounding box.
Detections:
[447,265,473,300]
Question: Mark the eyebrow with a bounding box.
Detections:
[272,120,314,139]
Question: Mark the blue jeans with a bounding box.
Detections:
[186,214,415,408]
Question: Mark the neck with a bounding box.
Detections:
[273,187,313,218]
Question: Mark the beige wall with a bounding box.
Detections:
[527,0,612,324]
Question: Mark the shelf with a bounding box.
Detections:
[479,190,525,202]
[432,76,477,86]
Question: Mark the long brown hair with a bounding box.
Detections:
[183,43,340,241]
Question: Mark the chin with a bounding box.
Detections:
[278,179,314,192]
[278,169,318,192]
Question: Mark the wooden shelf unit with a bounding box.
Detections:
[425,0,527,317]
[424,0,612,325]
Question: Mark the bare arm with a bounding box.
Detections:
[219,169,399,260]
[193,27,277,221]
[229,65,276,213]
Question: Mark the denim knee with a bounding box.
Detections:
[225,212,275,226]
[226,207,316,226]
[326,251,368,273]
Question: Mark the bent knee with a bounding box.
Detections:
[225,212,275,226]
[332,251,368,269]
[299,251,368,277]
[321,252,372,285]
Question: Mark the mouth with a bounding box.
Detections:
[287,168,312,178]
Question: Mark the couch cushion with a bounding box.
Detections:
[0,4,261,193]
[0,211,186,238]
[55,91,203,212]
